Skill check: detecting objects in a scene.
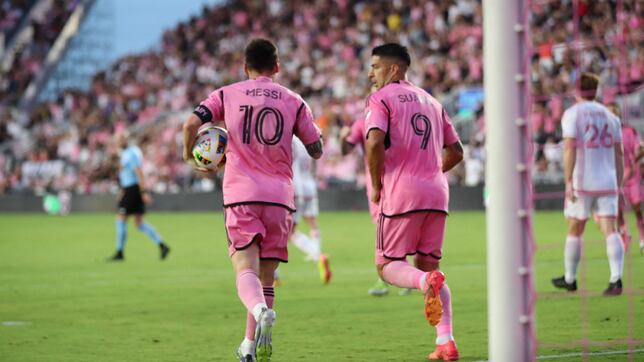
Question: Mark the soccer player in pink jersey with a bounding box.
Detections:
[182,39,322,362]
[364,43,464,361]
[551,73,625,297]
[608,103,644,254]
[341,106,412,297]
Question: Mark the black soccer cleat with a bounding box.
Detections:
[160,243,170,260]
[108,250,124,262]
[551,276,577,291]
[602,279,622,296]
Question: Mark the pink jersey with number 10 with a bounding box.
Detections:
[365,80,460,216]
[196,76,321,211]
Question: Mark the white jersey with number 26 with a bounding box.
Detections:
[561,100,622,194]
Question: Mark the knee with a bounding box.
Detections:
[414,255,440,271]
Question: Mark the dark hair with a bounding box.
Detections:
[579,72,599,100]
[372,43,411,67]
[245,38,278,72]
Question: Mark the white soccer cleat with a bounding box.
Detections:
[254,308,276,362]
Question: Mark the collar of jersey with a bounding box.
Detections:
[254,76,273,82]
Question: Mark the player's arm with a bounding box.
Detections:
[340,126,355,155]
[563,137,577,202]
[442,140,464,172]
[366,129,385,203]
[134,166,152,203]
[615,142,624,190]
[182,114,201,162]
[635,143,644,162]
[305,138,324,159]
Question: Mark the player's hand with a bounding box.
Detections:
[182,147,192,163]
[371,186,381,203]
[142,192,152,205]
[339,126,351,141]
[565,182,576,203]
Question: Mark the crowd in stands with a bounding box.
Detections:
[0,0,79,107]
[0,0,35,45]
[0,0,642,196]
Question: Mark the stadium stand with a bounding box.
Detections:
[0,0,641,195]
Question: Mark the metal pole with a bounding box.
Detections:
[484,0,535,361]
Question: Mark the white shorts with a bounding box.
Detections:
[564,194,618,220]
[293,196,319,223]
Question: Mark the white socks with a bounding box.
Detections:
[291,231,321,261]
[251,303,268,322]
[564,235,581,284]
[606,232,624,283]
[436,335,454,345]
[240,337,255,354]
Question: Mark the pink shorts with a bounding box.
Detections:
[623,180,642,206]
[375,211,447,265]
[224,204,294,263]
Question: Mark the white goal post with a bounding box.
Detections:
[483,0,536,361]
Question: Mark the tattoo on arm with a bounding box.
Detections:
[305,139,323,159]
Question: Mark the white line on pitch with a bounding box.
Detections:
[473,348,644,362]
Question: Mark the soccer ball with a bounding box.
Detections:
[192,126,227,170]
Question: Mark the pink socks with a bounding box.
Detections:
[245,286,274,340]
[381,261,427,292]
[236,269,266,315]
[436,283,453,339]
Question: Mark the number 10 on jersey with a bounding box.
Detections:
[240,105,285,145]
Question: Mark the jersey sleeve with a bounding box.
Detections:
[561,108,576,138]
[293,100,321,145]
[364,94,389,136]
[345,118,364,145]
[441,108,459,146]
[193,89,224,124]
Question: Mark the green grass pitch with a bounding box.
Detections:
[1,211,642,361]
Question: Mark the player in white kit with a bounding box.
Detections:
[289,137,332,284]
[551,72,625,296]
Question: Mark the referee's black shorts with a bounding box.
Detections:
[118,184,145,215]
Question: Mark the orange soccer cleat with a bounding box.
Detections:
[318,254,332,284]
[423,271,445,326]
[428,340,459,361]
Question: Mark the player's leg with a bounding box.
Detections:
[240,259,278,361]
[375,213,445,324]
[289,198,320,261]
[597,195,624,296]
[368,277,390,296]
[616,194,630,245]
[232,239,270,361]
[416,212,458,361]
[302,195,331,284]
[253,260,279,362]
[634,202,644,254]
[134,214,170,259]
[417,257,458,361]
[249,205,291,362]
[226,205,271,361]
[290,225,320,261]
[552,196,588,291]
[367,205,389,296]
[109,213,128,261]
